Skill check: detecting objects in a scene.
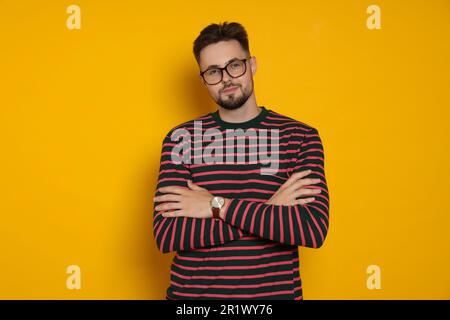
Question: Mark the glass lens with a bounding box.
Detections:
[204,68,222,84]
[226,60,245,77]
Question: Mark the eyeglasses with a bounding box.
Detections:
[199,56,251,85]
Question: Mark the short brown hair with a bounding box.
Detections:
[193,21,250,65]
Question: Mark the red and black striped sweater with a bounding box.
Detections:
[153,106,330,300]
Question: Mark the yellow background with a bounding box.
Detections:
[1,0,449,299]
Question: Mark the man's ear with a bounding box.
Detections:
[250,56,257,75]
[198,74,206,85]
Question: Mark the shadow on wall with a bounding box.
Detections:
[131,58,215,299]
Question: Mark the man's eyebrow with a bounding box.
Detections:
[205,57,240,69]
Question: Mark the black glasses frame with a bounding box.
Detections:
[199,56,251,85]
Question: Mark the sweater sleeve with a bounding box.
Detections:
[221,127,330,248]
[153,132,245,253]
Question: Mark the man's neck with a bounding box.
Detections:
[217,99,261,123]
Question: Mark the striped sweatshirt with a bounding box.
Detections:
[153,106,330,300]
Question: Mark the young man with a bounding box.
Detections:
[153,22,330,300]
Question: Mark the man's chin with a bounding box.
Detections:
[219,103,244,110]
[216,96,248,110]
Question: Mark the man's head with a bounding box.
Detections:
[193,22,257,110]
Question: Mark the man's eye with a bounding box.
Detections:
[207,69,219,75]
[231,62,241,68]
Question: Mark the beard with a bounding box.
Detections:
[215,82,253,110]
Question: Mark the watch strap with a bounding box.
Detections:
[212,207,221,219]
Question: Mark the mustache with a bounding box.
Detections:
[221,84,240,92]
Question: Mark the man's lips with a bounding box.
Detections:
[222,86,238,93]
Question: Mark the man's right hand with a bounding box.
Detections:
[266,169,322,206]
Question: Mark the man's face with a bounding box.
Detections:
[198,40,256,110]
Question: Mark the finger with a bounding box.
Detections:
[292,187,322,198]
[154,194,181,203]
[282,170,313,189]
[187,179,207,191]
[162,210,183,218]
[290,178,321,191]
[155,202,183,211]
[284,178,318,194]
[294,197,316,205]
[158,186,188,195]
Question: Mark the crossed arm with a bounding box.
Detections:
[152,134,246,253]
[152,127,329,253]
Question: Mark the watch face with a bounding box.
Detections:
[212,196,224,208]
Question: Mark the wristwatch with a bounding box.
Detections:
[210,196,225,220]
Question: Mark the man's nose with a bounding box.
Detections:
[221,69,232,83]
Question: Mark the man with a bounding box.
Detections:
[153,21,329,300]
